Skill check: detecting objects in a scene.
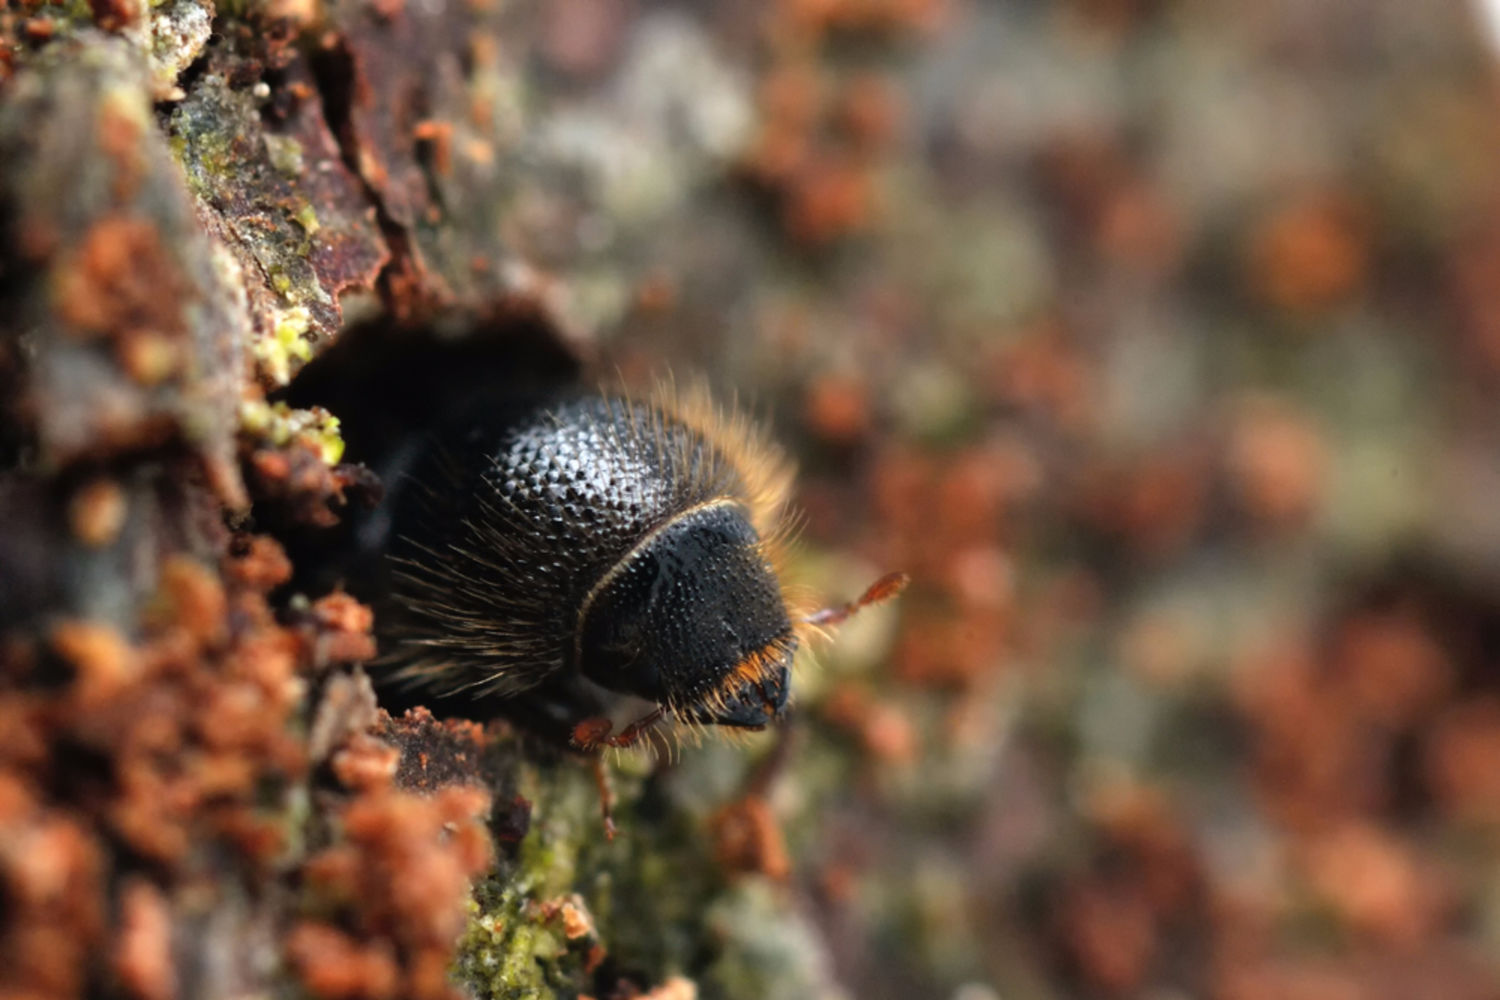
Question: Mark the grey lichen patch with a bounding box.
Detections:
[702,882,849,1000]
[488,11,754,338]
[316,2,754,336]
[532,14,753,226]
[11,0,214,101]
[144,0,213,100]
[0,32,245,495]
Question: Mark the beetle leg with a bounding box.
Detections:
[573,706,667,840]
[607,705,667,747]
[571,705,667,750]
[590,757,618,841]
[571,715,616,750]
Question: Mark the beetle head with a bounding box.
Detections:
[575,501,795,729]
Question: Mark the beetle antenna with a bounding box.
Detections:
[800,571,910,628]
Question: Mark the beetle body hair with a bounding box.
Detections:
[374,382,803,729]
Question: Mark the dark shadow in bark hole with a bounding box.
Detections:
[271,306,585,735]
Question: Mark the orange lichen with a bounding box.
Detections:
[50,619,140,705]
[68,477,127,548]
[835,73,903,152]
[986,322,1096,433]
[246,444,378,530]
[1094,176,1182,276]
[23,17,58,41]
[743,0,933,246]
[413,120,454,176]
[225,534,294,591]
[711,794,791,881]
[775,0,944,37]
[820,684,920,763]
[1086,781,1202,915]
[287,922,401,1000]
[296,783,492,1000]
[558,896,597,940]
[312,592,379,664]
[1425,699,1500,825]
[0,530,381,1000]
[53,216,184,341]
[152,556,228,647]
[88,0,142,32]
[1248,193,1370,315]
[1302,823,1447,947]
[1058,878,1157,993]
[1232,639,1380,830]
[332,733,402,791]
[802,372,872,445]
[0,807,104,999]
[861,701,917,763]
[783,158,875,246]
[891,611,1005,690]
[296,702,493,1000]
[1329,612,1452,730]
[1225,399,1325,528]
[112,879,176,1000]
[1075,451,1209,559]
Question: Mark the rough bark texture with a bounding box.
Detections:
[0,2,859,998]
[12,2,1500,1000]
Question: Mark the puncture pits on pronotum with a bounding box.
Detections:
[366,381,907,763]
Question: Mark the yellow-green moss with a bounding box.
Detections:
[454,745,848,1000]
[239,399,344,464]
[265,133,305,177]
[247,305,314,385]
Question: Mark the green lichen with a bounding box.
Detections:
[166,72,346,357]
[455,756,702,999]
[239,399,343,463]
[454,740,856,1000]
[456,880,579,1000]
[293,203,320,236]
[175,120,236,196]
[246,304,313,384]
[264,133,305,177]
[455,764,608,1000]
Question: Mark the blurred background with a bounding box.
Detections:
[566,0,1500,996]
[5,0,1500,997]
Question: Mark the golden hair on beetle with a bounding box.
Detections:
[368,374,902,758]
